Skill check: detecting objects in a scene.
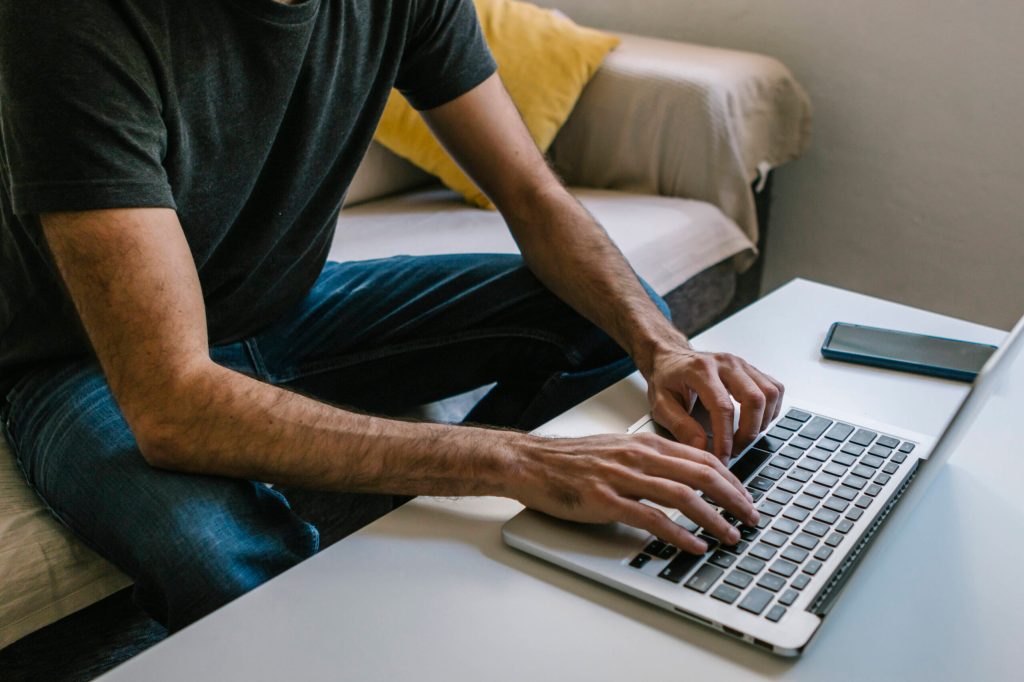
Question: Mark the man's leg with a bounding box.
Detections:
[246,254,669,429]
[0,350,319,632]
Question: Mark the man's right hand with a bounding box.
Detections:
[506,431,759,555]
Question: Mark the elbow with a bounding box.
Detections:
[133,415,191,470]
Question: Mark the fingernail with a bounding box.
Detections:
[697,540,709,553]
[729,528,741,543]
[749,511,760,525]
[746,490,754,502]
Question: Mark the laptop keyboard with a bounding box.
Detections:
[628,409,916,624]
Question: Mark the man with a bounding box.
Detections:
[0,0,781,631]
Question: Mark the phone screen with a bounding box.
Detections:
[826,324,996,374]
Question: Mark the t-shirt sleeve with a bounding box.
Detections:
[395,0,498,111]
[0,2,175,216]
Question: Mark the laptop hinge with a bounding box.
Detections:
[807,460,921,617]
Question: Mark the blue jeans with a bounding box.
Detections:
[1,254,665,631]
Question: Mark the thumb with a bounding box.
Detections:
[651,389,707,451]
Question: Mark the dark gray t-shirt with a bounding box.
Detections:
[0,0,496,385]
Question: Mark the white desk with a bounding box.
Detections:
[100,280,1021,681]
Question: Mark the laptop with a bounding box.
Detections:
[502,314,1022,656]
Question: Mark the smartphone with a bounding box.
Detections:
[821,322,998,382]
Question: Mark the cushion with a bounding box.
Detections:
[331,187,754,296]
[0,437,130,649]
[373,0,619,208]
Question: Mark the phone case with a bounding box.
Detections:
[820,322,997,383]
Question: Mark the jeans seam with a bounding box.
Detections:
[243,337,271,381]
[267,326,584,385]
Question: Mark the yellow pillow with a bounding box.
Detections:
[373,0,620,209]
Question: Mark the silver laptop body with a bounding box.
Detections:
[502,314,1023,656]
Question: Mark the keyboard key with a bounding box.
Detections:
[844,475,868,491]
[849,429,877,446]
[769,455,797,470]
[797,458,823,472]
[739,587,774,615]
[658,552,707,583]
[815,439,840,453]
[757,501,783,517]
[739,525,760,542]
[732,447,775,482]
[768,490,794,506]
[825,423,854,441]
[861,454,886,469]
[814,546,834,561]
[806,448,832,463]
[786,409,812,423]
[738,556,766,575]
[757,515,771,529]
[794,494,819,510]
[804,520,830,537]
[788,468,813,483]
[748,476,774,492]
[813,508,840,524]
[760,465,786,481]
[779,588,799,606]
[800,416,833,439]
[869,444,894,458]
[773,518,800,535]
[776,417,804,431]
[766,604,787,622]
[833,452,857,466]
[755,435,787,453]
[658,545,677,559]
[803,560,823,575]
[852,464,876,479]
[899,442,916,453]
[875,473,892,485]
[836,519,855,534]
[865,483,883,497]
[770,560,798,578]
[883,462,900,475]
[778,478,803,494]
[804,483,830,499]
[783,506,810,522]
[721,540,750,555]
[792,533,819,550]
[825,532,844,547]
[781,445,806,460]
[757,573,786,592]
[630,553,652,568]
[747,489,764,501]
[825,462,849,477]
[892,452,908,464]
[841,443,865,456]
[877,435,900,448]
[750,543,778,561]
[782,546,809,563]
[674,516,700,533]
[855,495,873,509]
[685,564,724,593]
[645,540,666,555]
[768,426,794,441]
[725,570,754,588]
[823,496,850,513]
[792,574,811,590]
[709,550,736,569]
[834,486,858,501]
[790,435,815,449]
[815,473,841,488]
[761,530,789,547]
[846,508,864,521]
[711,584,742,604]
[698,534,721,552]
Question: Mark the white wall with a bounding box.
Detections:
[551,0,1024,329]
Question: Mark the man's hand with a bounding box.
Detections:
[509,431,759,553]
[643,342,785,463]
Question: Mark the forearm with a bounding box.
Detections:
[500,183,688,376]
[139,359,524,497]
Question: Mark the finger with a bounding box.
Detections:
[615,499,709,555]
[744,363,785,431]
[637,432,751,502]
[649,388,706,450]
[638,456,757,528]
[720,367,766,456]
[689,369,735,462]
[618,468,747,545]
